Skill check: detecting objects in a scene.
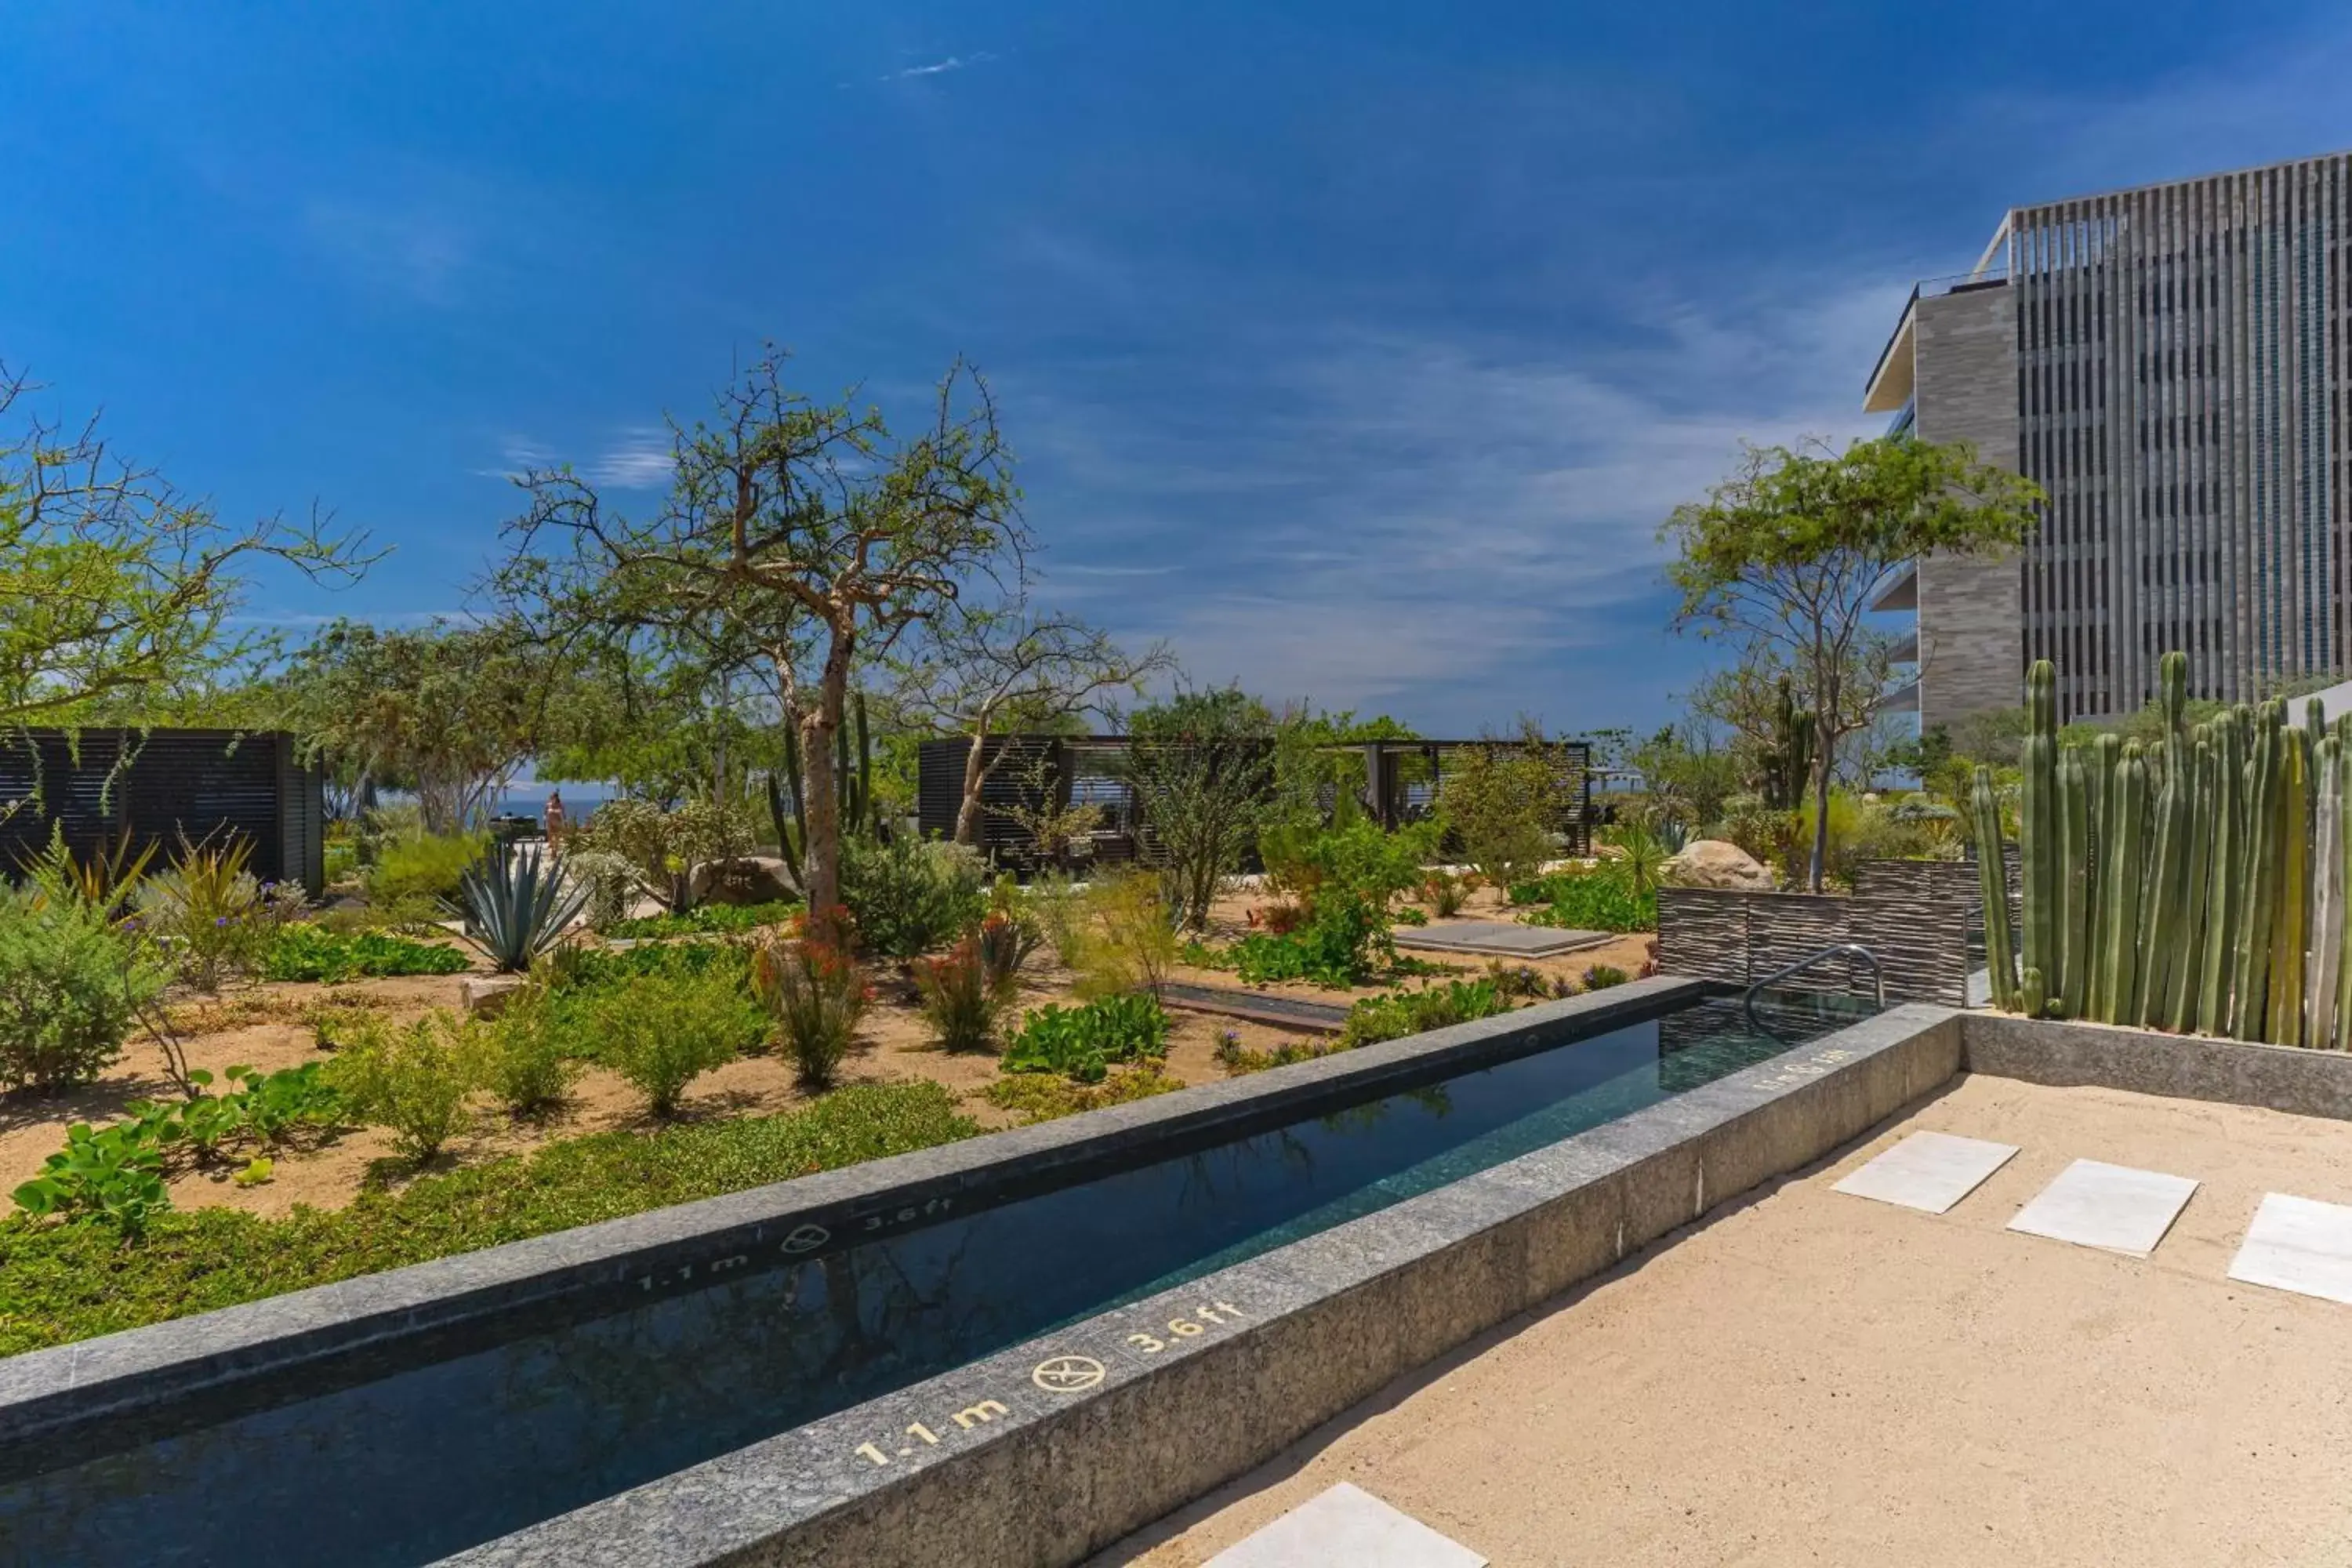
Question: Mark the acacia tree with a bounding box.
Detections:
[1663,437,2042,891]
[0,363,363,732]
[492,350,1021,927]
[891,596,1174,844]
[280,619,555,834]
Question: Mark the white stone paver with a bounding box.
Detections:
[1834,1131,2020,1214]
[2227,1192,2352,1305]
[1205,1483,1487,1568]
[2006,1158,2198,1258]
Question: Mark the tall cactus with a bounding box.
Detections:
[2234,705,2281,1040]
[1970,765,2017,1011]
[2136,652,2192,1025]
[2018,661,2060,1014]
[766,691,880,890]
[2164,728,2214,1033]
[2308,735,2343,1051]
[2198,711,2247,1036]
[2269,725,2311,1046]
[2084,731,2122,1016]
[2096,742,2148,1024]
[2057,742,2092,1021]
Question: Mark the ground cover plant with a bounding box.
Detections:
[1337,978,1514,1049]
[983,1065,1183,1122]
[1000,993,1169,1083]
[0,1083,977,1355]
[262,924,471,982]
[604,900,803,939]
[1510,869,1657,933]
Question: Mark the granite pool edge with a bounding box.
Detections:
[447,1002,1965,1567]
[0,976,1710,1434]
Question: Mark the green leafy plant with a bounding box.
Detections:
[464,988,583,1114]
[982,1064,1183,1122]
[332,1013,477,1163]
[1420,869,1472,918]
[20,823,158,920]
[134,833,286,992]
[604,899,803,939]
[365,831,487,906]
[915,936,1007,1053]
[1337,978,1512,1049]
[1000,993,1170,1082]
[1598,823,1671,897]
[567,796,757,914]
[839,834,987,958]
[1073,871,1181,998]
[1580,964,1630,990]
[454,843,590,972]
[0,891,167,1090]
[263,925,471,982]
[1232,895,1385,987]
[1509,870,1657,934]
[10,1121,169,1232]
[1437,733,1560,893]
[590,964,767,1116]
[753,931,869,1089]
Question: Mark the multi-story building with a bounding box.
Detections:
[1865,151,2352,728]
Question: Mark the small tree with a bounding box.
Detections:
[1123,687,1276,929]
[891,596,1174,845]
[493,349,1021,935]
[1663,437,2041,891]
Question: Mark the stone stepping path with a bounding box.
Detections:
[1160,983,1352,1035]
[1394,920,1610,959]
[1206,1483,1486,1568]
[2229,1193,2352,1305]
[2005,1159,2198,1258]
[1833,1131,2018,1214]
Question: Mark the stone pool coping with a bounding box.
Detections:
[0,975,1714,1450]
[445,1001,1967,1566]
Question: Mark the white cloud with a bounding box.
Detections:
[586,427,676,489]
[886,52,996,82]
[301,198,474,306]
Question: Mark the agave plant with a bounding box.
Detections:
[452,844,590,973]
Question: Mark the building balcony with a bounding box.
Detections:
[1871,562,1918,613]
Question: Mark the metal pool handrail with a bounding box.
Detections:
[1743,943,1886,1034]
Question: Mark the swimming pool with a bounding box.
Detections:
[0,987,1865,1566]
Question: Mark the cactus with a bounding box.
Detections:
[2269,726,2310,1045]
[2084,731,2122,1016]
[2136,652,2192,1025]
[2164,729,2214,1033]
[2019,661,2060,1011]
[1759,676,1817,812]
[2097,742,2148,1024]
[1971,765,2018,1011]
[765,692,878,891]
[2198,712,2247,1036]
[2021,967,2046,1020]
[2057,743,2092,1021]
[2234,705,2281,1040]
[2308,735,2343,1051]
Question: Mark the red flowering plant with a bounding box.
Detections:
[916,935,1007,1054]
[753,916,868,1087]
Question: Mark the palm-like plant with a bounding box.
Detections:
[1599,823,1671,897]
[452,844,590,972]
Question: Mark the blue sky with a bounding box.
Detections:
[7,2,2351,735]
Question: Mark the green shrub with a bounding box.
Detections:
[0,893,165,1091]
[1436,734,1560,891]
[1072,872,1181,999]
[465,989,582,1114]
[1338,978,1512,1049]
[604,900,803,940]
[1232,895,1386,987]
[974,902,1042,990]
[332,1013,477,1163]
[1421,869,1472,917]
[1580,964,1630,991]
[0,1082,978,1355]
[366,832,486,906]
[262,924,471,982]
[983,1065,1183,1123]
[840,836,986,958]
[1508,870,1657,933]
[1213,1033,1343,1074]
[590,964,767,1116]
[134,835,293,991]
[753,937,868,1089]
[1001,994,1170,1083]
[9,1120,169,1232]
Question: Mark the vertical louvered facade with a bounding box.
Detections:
[1870,151,2352,725]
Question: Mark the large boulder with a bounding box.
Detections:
[688,855,801,906]
[1663,839,1777,893]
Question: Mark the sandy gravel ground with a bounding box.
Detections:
[1103,1074,2352,1568]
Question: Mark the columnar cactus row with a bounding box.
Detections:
[1985,652,2352,1047]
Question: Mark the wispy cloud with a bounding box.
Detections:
[886,52,995,81]
[300,198,474,307]
[586,427,676,488]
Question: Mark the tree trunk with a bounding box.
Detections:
[954,730,989,845]
[800,632,855,938]
[1808,746,1831,893]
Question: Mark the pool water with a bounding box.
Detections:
[1,990,1860,1566]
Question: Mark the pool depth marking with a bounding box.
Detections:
[847,1300,1248,1470]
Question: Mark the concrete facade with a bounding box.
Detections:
[1868,150,2352,724]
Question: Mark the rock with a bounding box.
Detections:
[461,974,528,1018]
[1662,840,1777,892]
[688,855,800,906]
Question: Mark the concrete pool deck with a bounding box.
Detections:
[1105,1073,2352,1567]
